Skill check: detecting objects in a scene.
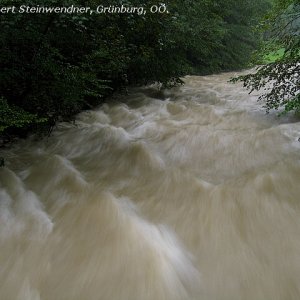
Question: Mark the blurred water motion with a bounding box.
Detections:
[1,72,300,300]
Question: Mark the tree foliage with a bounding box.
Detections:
[233,0,300,114]
[0,0,269,139]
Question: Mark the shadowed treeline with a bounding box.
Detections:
[0,0,269,140]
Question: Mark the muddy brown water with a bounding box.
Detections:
[1,72,300,300]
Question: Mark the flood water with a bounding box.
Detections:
[1,72,300,300]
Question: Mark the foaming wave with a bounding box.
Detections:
[0,168,53,240]
[1,71,300,300]
[40,192,201,300]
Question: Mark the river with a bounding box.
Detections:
[1,72,300,300]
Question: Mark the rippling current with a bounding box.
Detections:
[1,72,300,300]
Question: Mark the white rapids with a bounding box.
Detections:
[1,72,300,300]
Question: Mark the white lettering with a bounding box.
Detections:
[0,6,17,13]
[150,4,168,14]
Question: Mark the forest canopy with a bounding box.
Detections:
[0,0,270,140]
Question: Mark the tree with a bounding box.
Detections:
[0,0,270,140]
[232,0,300,114]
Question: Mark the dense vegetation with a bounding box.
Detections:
[0,0,270,141]
[233,0,299,114]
